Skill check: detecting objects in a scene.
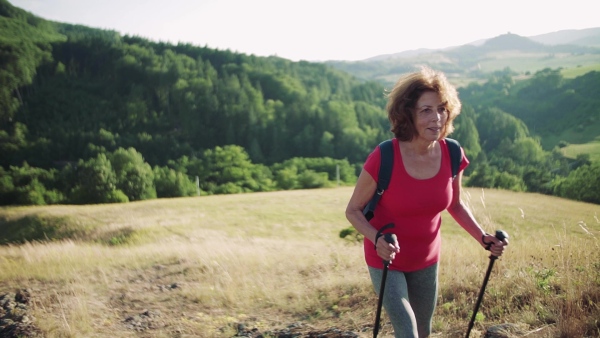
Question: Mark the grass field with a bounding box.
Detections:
[1,187,599,337]
[561,64,600,79]
[477,53,600,74]
[561,137,600,162]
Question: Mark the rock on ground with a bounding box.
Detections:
[0,289,43,338]
[233,322,360,338]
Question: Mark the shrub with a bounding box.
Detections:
[109,148,156,201]
[297,170,329,189]
[153,166,197,198]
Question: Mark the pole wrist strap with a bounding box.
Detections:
[482,233,493,251]
[374,223,395,250]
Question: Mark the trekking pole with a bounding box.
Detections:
[373,232,397,338]
[465,230,509,338]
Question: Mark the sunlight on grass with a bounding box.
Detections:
[561,140,600,162]
[1,187,599,337]
[561,64,600,79]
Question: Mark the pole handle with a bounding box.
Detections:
[489,230,509,259]
[384,233,396,244]
[382,233,397,266]
[494,230,508,242]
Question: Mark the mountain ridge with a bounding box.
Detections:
[360,27,600,62]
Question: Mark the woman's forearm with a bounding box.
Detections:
[447,202,488,246]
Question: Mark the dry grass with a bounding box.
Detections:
[1,187,599,337]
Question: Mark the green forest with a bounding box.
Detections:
[1,0,599,206]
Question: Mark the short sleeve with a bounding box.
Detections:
[459,147,470,172]
[363,146,382,182]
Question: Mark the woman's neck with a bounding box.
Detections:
[400,138,438,156]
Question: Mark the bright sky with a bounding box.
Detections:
[9,0,599,61]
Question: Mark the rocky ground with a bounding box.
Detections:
[0,289,540,338]
[0,288,364,338]
[232,322,360,338]
[0,289,43,338]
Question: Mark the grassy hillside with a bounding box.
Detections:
[561,137,600,162]
[476,52,600,74]
[0,188,599,337]
[561,64,600,79]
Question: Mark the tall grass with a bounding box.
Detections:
[0,188,599,337]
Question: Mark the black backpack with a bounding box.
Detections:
[363,138,462,221]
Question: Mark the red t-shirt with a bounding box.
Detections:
[363,138,469,272]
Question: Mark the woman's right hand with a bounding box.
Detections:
[375,235,400,261]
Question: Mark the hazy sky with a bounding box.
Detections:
[9,0,599,61]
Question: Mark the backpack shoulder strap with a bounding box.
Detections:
[363,139,394,221]
[377,139,394,192]
[445,137,462,179]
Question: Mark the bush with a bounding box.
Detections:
[154,166,197,198]
[106,189,129,203]
[214,182,244,194]
[109,148,156,201]
[70,154,120,204]
[553,162,600,204]
[194,145,274,194]
[15,179,48,205]
[297,170,329,189]
[339,226,363,243]
[0,168,15,205]
[0,164,65,206]
[274,167,298,190]
[495,171,526,191]
[0,214,91,244]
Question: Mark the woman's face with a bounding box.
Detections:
[413,91,448,142]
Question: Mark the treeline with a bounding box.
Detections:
[454,68,600,203]
[1,7,389,168]
[459,68,600,148]
[1,0,599,205]
[0,145,356,205]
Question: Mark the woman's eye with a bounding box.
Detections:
[438,107,447,114]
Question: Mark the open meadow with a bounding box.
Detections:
[561,137,600,163]
[0,187,599,337]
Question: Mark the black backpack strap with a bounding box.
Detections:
[445,138,462,179]
[363,139,394,221]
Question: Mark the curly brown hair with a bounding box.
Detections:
[386,66,461,141]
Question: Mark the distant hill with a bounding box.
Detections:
[363,48,440,62]
[357,27,600,63]
[325,28,600,88]
[528,27,600,46]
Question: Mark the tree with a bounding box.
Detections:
[153,166,197,198]
[272,157,356,186]
[109,147,156,201]
[506,137,547,165]
[0,122,28,167]
[70,153,128,204]
[0,162,64,205]
[297,170,329,189]
[451,105,481,162]
[467,163,497,188]
[192,145,274,194]
[475,107,529,152]
[274,166,298,190]
[553,162,600,204]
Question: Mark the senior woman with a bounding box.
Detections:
[345,67,508,338]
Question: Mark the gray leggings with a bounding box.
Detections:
[368,263,438,338]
